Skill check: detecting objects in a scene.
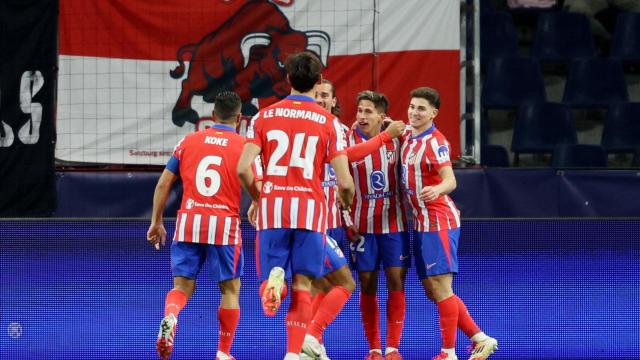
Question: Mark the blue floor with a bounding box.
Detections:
[1,219,638,359]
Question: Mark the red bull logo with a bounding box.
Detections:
[170,0,330,126]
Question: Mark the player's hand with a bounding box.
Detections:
[336,189,351,213]
[247,201,259,228]
[147,223,167,250]
[419,185,441,202]
[384,120,405,139]
[381,116,393,130]
[345,225,360,243]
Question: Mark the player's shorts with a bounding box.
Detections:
[256,228,325,281]
[414,228,459,279]
[171,241,243,282]
[349,232,411,272]
[327,227,346,245]
[320,230,348,276]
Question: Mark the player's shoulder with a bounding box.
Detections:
[431,128,449,142]
[401,127,412,139]
[177,130,202,147]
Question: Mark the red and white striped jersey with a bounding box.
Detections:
[248,95,347,233]
[323,123,350,230]
[322,164,340,229]
[171,124,245,245]
[399,125,461,232]
[347,128,406,234]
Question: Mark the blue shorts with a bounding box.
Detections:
[256,228,325,281]
[349,232,411,272]
[171,241,243,282]
[327,227,346,246]
[414,228,459,279]
[320,230,348,276]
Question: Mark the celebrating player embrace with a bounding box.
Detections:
[399,87,498,360]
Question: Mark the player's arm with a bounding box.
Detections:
[330,154,355,211]
[147,167,178,250]
[247,179,262,228]
[237,142,262,201]
[346,120,405,162]
[419,165,457,202]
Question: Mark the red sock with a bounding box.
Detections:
[217,308,240,354]
[386,291,406,349]
[437,295,459,349]
[308,286,351,342]
[164,289,187,317]
[286,290,312,354]
[360,293,381,350]
[311,292,327,318]
[455,295,481,338]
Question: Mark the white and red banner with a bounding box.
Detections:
[57,0,459,164]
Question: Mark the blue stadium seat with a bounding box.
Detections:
[563,58,629,108]
[531,12,596,63]
[480,0,493,14]
[611,12,640,64]
[601,102,640,153]
[481,144,510,167]
[482,57,546,109]
[481,12,519,63]
[512,102,577,162]
[551,144,607,168]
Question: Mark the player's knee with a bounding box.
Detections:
[173,278,196,298]
[423,287,437,302]
[386,277,405,292]
[220,278,241,295]
[340,273,356,293]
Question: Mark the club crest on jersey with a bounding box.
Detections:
[406,152,417,165]
[370,170,386,191]
[436,144,450,163]
[263,181,273,194]
[386,151,396,164]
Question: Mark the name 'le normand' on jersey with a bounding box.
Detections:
[261,107,328,124]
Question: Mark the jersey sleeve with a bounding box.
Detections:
[426,135,452,170]
[326,117,347,161]
[252,155,263,181]
[345,131,393,162]
[246,113,262,148]
[165,156,180,174]
[172,135,187,161]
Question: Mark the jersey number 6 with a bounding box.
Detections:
[195,155,222,196]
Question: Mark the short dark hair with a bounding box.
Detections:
[410,87,440,109]
[214,91,241,121]
[356,90,389,113]
[285,52,322,93]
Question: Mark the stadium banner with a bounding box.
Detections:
[57,0,460,165]
[0,0,58,216]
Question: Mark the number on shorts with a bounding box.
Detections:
[349,236,365,253]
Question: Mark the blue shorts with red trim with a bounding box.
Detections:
[320,229,348,276]
[349,232,411,272]
[170,241,243,282]
[414,228,460,279]
[256,228,325,281]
